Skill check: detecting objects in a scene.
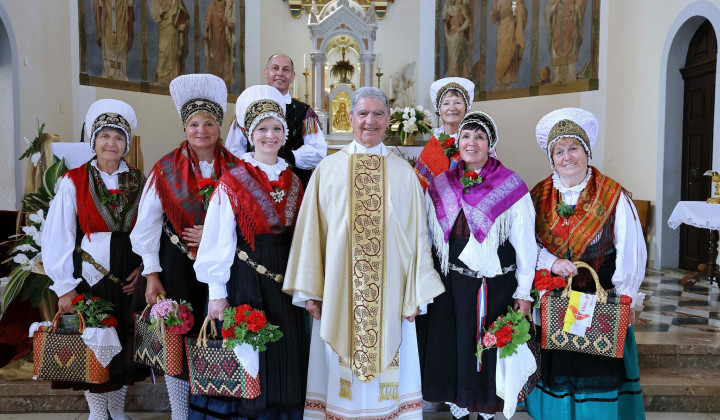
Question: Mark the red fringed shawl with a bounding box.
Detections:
[414,135,462,191]
[66,160,144,235]
[216,161,303,250]
[531,167,624,261]
[147,141,239,251]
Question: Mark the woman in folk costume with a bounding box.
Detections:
[192,85,308,420]
[43,99,147,420]
[418,111,536,420]
[130,73,239,419]
[414,77,475,190]
[525,108,646,420]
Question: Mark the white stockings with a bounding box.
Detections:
[165,375,190,420]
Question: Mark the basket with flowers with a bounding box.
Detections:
[134,297,195,376]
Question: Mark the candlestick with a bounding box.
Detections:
[303,68,311,105]
[376,71,383,90]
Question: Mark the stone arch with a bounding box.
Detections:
[0,3,21,210]
[655,1,720,268]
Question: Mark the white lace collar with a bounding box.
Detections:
[91,159,129,176]
[552,167,593,193]
[241,152,288,177]
[433,126,458,139]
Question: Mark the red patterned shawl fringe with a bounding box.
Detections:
[214,162,293,251]
[66,164,110,236]
[531,167,624,261]
[147,142,239,252]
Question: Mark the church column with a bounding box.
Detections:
[360,54,375,87]
[311,52,328,132]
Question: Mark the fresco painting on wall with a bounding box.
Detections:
[435,0,599,101]
[79,0,245,98]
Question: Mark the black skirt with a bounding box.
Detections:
[189,231,308,420]
[417,238,517,414]
[55,231,149,393]
[158,221,208,379]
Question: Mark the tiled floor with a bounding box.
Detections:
[1,412,719,419]
[634,268,720,333]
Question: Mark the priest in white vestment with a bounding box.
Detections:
[283,87,445,419]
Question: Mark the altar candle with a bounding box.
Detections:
[303,53,308,71]
[377,54,382,69]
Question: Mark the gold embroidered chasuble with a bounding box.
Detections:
[283,144,444,386]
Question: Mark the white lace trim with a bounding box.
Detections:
[241,152,288,182]
[512,292,534,302]
[82,327,122,367]
[448,403,469,419]
[433,126,458,141]
[141,265,162,276]
[552,167,593,193]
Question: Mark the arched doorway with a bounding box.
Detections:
[679,20,717,271]
[0,5,21,210]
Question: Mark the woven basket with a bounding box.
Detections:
[186,317,261,398]
[133,296,184,376]
[540,261,632,358]
[33,311,110,384]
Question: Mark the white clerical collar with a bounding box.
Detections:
[242,152,288,177]
[282,92,292,105]
[350,140,387,155]
[91,159,129,176]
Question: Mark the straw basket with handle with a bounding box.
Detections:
[133,295,184,376]
[33,311,110,384]
[540,261,632,358]
[185,316,261,398]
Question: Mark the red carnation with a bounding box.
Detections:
[72,294,85,305]
[443,138,455,148]
[222,325,235,339]
[464,171,479,180]
[100,315,118,329]
[246,311,267,333]
[197,178,216,190]
[91,296,101,301]
[495,325,513,347]
[269,180,283,189]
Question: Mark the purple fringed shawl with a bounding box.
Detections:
[428,158,528,244]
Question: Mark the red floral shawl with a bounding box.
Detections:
[414,135,462,191]
[216,161,303,250]
[531,167,624,261]
[66,160,144,235]
[147,141,239,251]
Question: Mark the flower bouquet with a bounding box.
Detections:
[460,170,483,193]
[476,307,531,361]
[530,269,567,309]
[197,178,217,210]
[134,297,194,376]
[387,106,432,145]
[71,293,117,329]
[219,304,282,379]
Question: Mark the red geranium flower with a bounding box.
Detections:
[222,325,235,339]
[495,325,513,347]
[246,311,267,333]
[464,171,479,180]
[197,178,216,190]
[72,294,85,305]
[234,304,253,324]
[100,315,118,328]
[443,138,455,148]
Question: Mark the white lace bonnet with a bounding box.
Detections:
[169,73,227,128]
[535,107,598,163]
[85,99,137,156]
[430,77,475,113]
[234,85,288,145]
